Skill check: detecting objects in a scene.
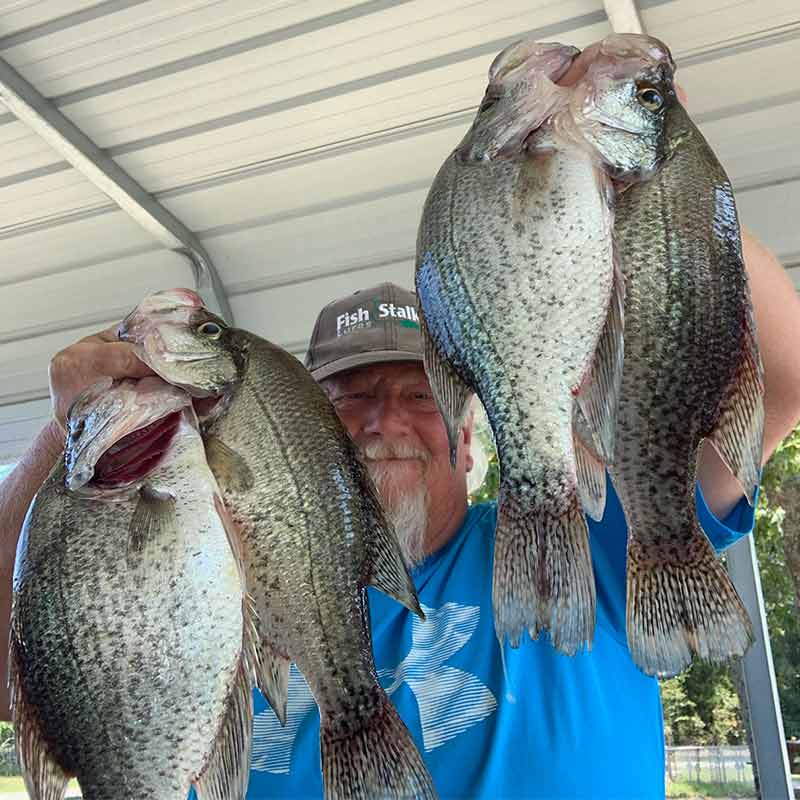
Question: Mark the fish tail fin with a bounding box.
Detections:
[626,525,753,677]
[493,487,595,655]
[193,657,254,800]
[9,636,70,800]
[320,692,437,800]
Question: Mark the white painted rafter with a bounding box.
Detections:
[0,56,233,323]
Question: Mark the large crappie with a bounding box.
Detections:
[118,289,437,800]
[415,36,675,654]
[600,37,763,677]
[10,377,252,800]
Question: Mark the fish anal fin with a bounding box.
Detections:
[707,310,765,506]
[9,636,71,800]
[128,486,176,557]
[205,436,255,494]
[193,657,254,800]
[575,266,624,463]
[420,315,471,467]
[574,423,607,522]
[626,524,753,677]
[255,644,290,727]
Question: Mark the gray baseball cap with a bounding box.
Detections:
[305,282,423,381]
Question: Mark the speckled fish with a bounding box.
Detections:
[118,289,437,800]
[597,35,763,677]
[415,37,674,654]
[10,377,252,800]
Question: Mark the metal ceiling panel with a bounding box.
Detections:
[0,0,798,461]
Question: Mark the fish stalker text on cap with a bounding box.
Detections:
[305,282,423,381]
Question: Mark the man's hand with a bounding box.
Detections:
[48,327,155,430]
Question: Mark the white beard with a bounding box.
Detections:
[360,441,431,568]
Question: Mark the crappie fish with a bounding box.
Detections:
[10,377,252,800]
[415,36,675,653]
[599,36,763,676]
[119,289,437,800]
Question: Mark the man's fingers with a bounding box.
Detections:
[90,343,154,380]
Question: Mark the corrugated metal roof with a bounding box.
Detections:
[0,0,798,459]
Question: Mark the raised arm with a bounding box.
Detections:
[698,229,800,518]
[0,329,153,719]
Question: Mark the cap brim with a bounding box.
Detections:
[310,349,423,381]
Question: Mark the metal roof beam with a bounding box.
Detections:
[0,57,233,324]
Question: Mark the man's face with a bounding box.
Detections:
[322,361,473,560]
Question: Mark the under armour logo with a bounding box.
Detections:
[378,602,497,751]
[251,601,497,773]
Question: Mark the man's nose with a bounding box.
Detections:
[362,394,411,437]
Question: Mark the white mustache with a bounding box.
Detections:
[360,440,432,463]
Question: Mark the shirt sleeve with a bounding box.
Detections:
[695,481,758,552]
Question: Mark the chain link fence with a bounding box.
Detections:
[666,745,756,790]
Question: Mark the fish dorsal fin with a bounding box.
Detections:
[575,266,625,464]
[420,314,472,467]
[573,414,607,522]
[360,476,424,620]
[707,308,764,505]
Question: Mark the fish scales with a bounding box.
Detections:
[11,401,248,799]
[610,102,761,676]
[211,335,381,716]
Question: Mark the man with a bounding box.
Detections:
[1,215,799,797]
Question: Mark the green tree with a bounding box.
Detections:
[754,427,800,738]
[661,673,708,745]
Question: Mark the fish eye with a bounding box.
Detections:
[636,85,664,112]
[197,321,224,338]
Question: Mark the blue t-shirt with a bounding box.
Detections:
[195,480,755,800]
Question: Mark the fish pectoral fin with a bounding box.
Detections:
[575,266,625,464]
[421,316,471,468]
[204,435,255,493]
[128,486,176,556]
[192,657,254,800]
[706,310,765,505]
[254,645,290,727]
[9,634,71,800]
[573,416,607,522]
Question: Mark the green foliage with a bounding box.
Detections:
[661,673,707,745]
[753,427,800,738]
[468,425,500,505]
[666,779,754,798]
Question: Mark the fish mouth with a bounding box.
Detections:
[90,411,182,489]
